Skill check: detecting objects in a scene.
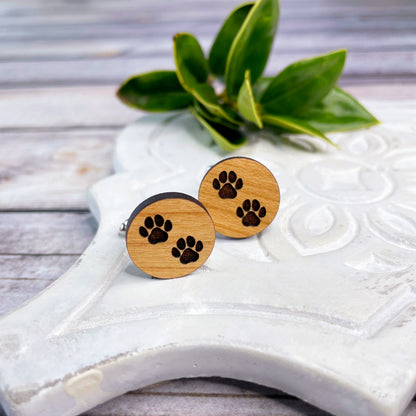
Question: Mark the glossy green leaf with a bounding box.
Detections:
[174,32,241,126]
[260,50,346,115]
[297,87,379,132]
[193,100,242,130]
[117,70,194,111]
[252,76,273,101]
[190,108,247,152]
[237,70,263,128]
[209,3,254,76]
[117,1,381,152]
[173,32,209,88]
[262,114,337,147]
[225,0,279,99]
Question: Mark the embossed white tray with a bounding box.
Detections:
[0,102,416,416]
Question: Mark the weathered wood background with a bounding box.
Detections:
[0,0,415,414]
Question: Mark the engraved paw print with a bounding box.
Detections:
[212,170,243,199]
[139,215,172,244]
[171,236,203,264]
[237,199,266,227]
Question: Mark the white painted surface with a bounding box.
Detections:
[0,102,415,416]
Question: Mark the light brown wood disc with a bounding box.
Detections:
[198,157,280,238]
[126,192,215,279]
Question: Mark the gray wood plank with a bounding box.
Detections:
[2,16,416,35]
[1,51,415,88]
[1,21,415,47]
[0,86,139,128]
[83,389,416,416]
[0,253,72,326]
[340,83,416,100]
[0,129,116,209]
[0,212,96,255]
[1,84,415,132]
[0,41,130,61]
[84,392,332,416]
[4,0,415,21]
[0,254,77,279]
[1,30,415,63]
[0,0,415,89]
[139,377,287,396]
[0,278,53,316]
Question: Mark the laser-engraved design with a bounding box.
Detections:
[212,170,243,199]
[139,214,172,244]
[172,236,203,264]
[199,157,280,238]
[236,199,266,227]
[126,193,215,279]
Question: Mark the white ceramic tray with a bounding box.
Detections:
[0,101,416,416]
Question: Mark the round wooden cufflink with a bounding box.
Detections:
[124,192,215,279]
[198,157,280,238]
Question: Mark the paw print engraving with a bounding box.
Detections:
[139,215,172,244]
[236,199,266,227]
[171,236,203,264]
[212,170,243,199]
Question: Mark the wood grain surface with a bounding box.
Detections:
[0,0,415,414]
[126,193,215,278]
[199,157,280,238]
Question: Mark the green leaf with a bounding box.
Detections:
[225,0,279,99]
[260,50,346,115]
[237,70,263,128]
[117,70,194,111]
[297,87,379,132]
[190,108,247,152]
[173,32,209,91]
[262,114,337,147]
[193,100,242,130]
[252,76,273,101]
[174,32,241,126]
[209,3,254,76]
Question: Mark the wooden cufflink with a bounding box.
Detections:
[123,192,215,279]
[198,157,280,238]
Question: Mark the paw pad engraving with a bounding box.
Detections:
[199,158,279,238]
[212,170,243,199]
[236,199,266,227]
[172,236,203,264]
[139,215,172,244]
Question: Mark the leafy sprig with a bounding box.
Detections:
[117,0,379,151]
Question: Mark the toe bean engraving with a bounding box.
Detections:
[139,215,172,244]
[236,199,266,227]
[172,236,204,264]
[212,170,243,199]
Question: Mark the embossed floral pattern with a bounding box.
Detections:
[260,127,416,271]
